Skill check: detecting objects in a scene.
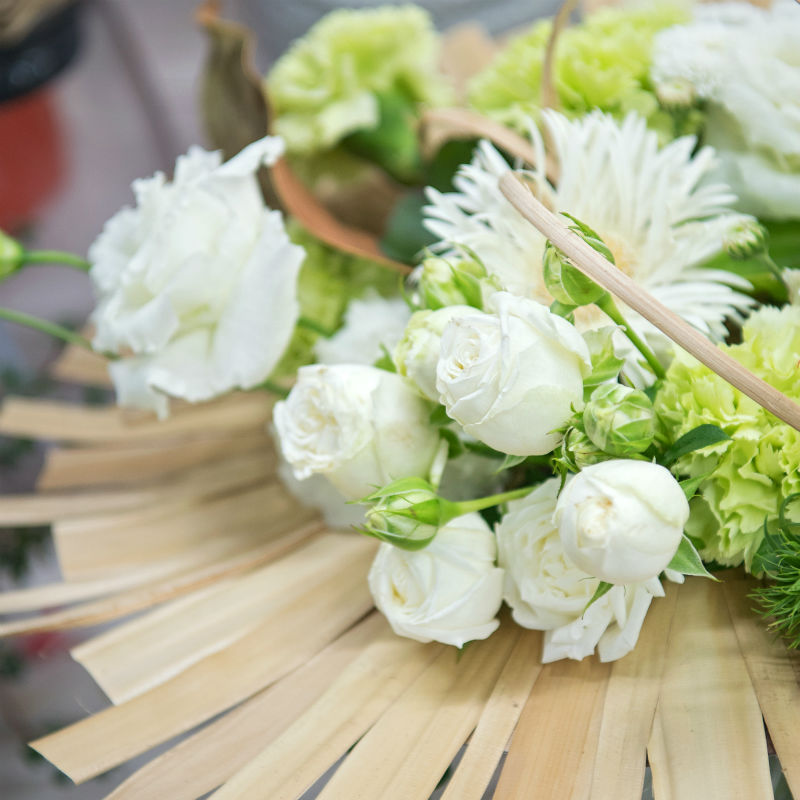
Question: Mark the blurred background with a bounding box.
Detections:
[0,1,557,796]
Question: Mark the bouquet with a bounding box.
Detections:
[2,0,800,793]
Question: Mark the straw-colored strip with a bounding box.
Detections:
[105,613,386,800]
[493,653,611,799]
[73,533,365,704]
[0,521,321,636]
[212,630,441,800]
[0,450,274,526]
[49,344,112,387]
[438,24,497,98]
[723,577,800,799]
[316,623,519,800]
[30,536,376,784]
[53,482,312,580]
[647,577,772,800]
[589,583,679,800]
[0,393,272,443]
[499,174,800,432]
[440,629,543,800]
[38,435,268,490]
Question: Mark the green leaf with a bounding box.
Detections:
[439,428,464,459]
[380,191,437,264]
[373,344,396,373]
[584,581,614,613]
[661,424,730,467]
[495,454,528,474]
[429,405,452,428]
[667,535,716,579]
[678,470,715,501]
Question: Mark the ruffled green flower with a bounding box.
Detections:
[271,223,399,378]
[468,4,691,141]
[655,305,800,569]
[267,5,451,156]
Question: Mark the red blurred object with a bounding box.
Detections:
[0,87,65,233]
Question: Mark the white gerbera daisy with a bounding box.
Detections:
[423,111,754,384]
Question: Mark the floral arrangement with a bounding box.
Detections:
[3,0,800,671]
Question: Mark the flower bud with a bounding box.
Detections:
[656,77,695,109]
[723,219,769,260]
[417,256,490,310]
[583,383,655,456]
[559,426,608,471]
[360,477,454,550]
[543,241,606,307]
[0,230,24,281]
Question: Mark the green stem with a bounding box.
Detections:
[256,379,290,399]
[596,295,666,380]
[453,486,535,516]
[23,250,91,271]
[0,307,94,351]
[297,316,336,338]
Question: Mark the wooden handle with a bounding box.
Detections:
[499,172,800,432]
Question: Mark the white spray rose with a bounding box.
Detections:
[368,512,504,647]
[496,479,665,663]
[436,292,591,455]
[555,460,689,585]
[393,305,474,401]
[652,1,800,219]
[89,137,304,418]
[314,290,411,366]
[273,364,440,501]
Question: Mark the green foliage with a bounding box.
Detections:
[667,535,716,579]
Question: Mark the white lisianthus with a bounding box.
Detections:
[496,479,665,663]
[368,512,504,647]
[89,136,304,418]
[435,292,591,456]
[555,460,689,585]
[393,305,474,401]
[273,364,440,500]
[314,290,411,366]
[652,1,800,219]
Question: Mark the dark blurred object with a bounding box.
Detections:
[0,2,81,232]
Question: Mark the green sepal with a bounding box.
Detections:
[667,534,716,580]
[495,453,528,474]
[373,343,397,373]
[355,524,437,551]
[661,424,730,467]
[583,581,614,614]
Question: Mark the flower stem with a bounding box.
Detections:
[297,316,336,337]
[0,307,94,351]
[23,250,91,271]
[596,294,666,380]
[453,485,535,516]
[256,379,290,399]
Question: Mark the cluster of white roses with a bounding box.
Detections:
[274,273,691,662]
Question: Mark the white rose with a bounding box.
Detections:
[554,460,689,585]
[273,364,440,500]
[368,512,504,647]
[496,479,665,663]
[435,292,591,455]
[314,290,411,366]
[89,136,303,418]
[393,305,474,401]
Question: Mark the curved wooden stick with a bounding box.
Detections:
[499,172,800,432]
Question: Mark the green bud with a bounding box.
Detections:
[0,230,24,281]
[723,220,769,261]
[543,214,612,307]
[359,477,455,550]
[559,425,608,472]
[582,327,625,396]
[583,383,655,456]
[418,256,489,310]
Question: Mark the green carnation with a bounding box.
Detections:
[655,305,800,569]
[271,222,399,378]
[468,4,690,141]
[267,5,451,156]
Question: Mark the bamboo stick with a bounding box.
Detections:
[499,173,800,432]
